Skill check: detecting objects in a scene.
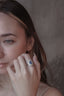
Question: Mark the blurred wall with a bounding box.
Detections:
[17,0,64,95]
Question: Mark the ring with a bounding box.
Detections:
[27,60,33,66]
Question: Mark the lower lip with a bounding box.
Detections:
[0,64,7,68]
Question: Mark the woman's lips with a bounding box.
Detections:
[0,63,8,68]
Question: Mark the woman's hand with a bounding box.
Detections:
[6,53,41,96]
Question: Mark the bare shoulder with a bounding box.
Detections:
[43,87,63,96]
[38,82,63,96]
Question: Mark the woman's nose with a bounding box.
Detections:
[0,46,4,58]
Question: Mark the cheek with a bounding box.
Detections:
[4,42,27,61]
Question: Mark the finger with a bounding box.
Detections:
[33,53,41,79]
[13,59,20,74]
[22,54,35,74]
[7,66,15,81]
[18,55,27,72]
[22,53,33,66]
[9,61,15,72]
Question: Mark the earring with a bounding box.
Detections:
[26,51,29,53]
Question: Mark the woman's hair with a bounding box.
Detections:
[0,0,48,83]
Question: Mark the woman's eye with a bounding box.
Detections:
[3,40,15,44]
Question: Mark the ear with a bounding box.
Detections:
[26,36,34,52]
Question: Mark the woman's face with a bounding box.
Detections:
[0,13,33,74]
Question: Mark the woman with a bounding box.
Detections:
[0,0,62,96]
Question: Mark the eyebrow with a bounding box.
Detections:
[0,33,16,37]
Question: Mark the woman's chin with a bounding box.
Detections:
[0,69,8,74]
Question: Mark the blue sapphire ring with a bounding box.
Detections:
[27,60,33,66]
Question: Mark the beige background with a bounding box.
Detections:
[17,0,64,95]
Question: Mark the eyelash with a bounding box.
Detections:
[3,40,15,44]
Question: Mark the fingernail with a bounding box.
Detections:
[33,53,37,60]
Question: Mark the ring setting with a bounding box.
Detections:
[27,60,33,66]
